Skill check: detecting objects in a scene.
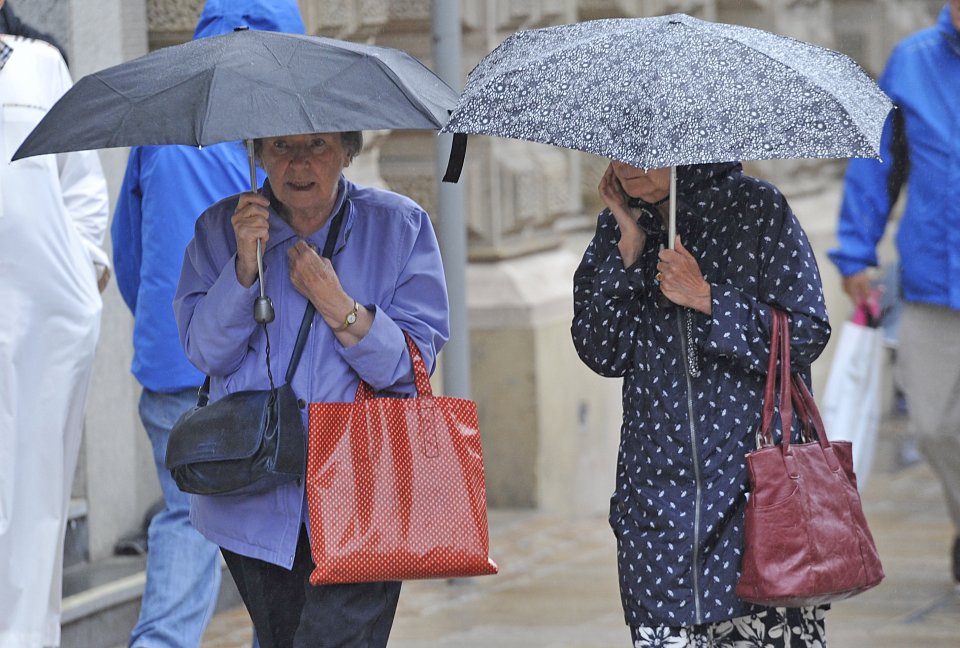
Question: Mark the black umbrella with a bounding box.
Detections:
[15,28,457,322]
[441,13,892,246]
[15,28,456,157]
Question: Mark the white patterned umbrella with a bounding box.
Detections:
[441,13,892,247]
[442,13,891,171]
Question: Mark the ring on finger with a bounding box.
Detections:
[655,271,664,282]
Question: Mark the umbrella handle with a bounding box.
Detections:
[247,139,258,192]
[668,166,677,250]
[246,139,275,324]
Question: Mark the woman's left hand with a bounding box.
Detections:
[287,241,370,344]
[657,236,712,315]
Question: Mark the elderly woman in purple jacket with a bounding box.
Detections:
[572,161,831,647]
[174,131,449,647]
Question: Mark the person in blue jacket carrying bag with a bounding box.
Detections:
[829,0,960,584]
[111,2,305,646]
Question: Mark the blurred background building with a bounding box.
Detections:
[9,0,941,644]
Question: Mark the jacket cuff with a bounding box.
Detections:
[338,305,410,392]
[827,249,874,278]
[598,248,642,301]
[701,286,750,357]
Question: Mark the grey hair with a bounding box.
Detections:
[340,131,363,161]
[251,131,364,163]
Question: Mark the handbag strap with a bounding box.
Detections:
[758,308,794,448]
[758,309,838,458]
[759,308,780,439]
[777,309,794,449]
[791,374,834,451]
[788,349,842,472]
[352,333,433,402]
[195,197,350,406]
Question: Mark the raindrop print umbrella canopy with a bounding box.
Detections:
[442,13,892,172]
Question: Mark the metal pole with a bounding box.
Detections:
[433,1,471,398]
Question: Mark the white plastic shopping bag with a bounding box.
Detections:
[821,300,884,489]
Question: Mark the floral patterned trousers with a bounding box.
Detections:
[630,607,826,648]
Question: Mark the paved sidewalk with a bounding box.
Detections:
[200,412,959,647]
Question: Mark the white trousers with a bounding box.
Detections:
[0,218,102,647]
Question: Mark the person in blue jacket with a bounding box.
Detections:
[829,0,960,583]
[111,2,305,646]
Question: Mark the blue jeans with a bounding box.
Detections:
[130,388,222,648]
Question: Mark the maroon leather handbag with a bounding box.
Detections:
[736,308,884,607]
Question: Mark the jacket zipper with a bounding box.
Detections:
[678,314,703,623]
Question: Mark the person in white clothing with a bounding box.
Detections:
[0,14,110,648]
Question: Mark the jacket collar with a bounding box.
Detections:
[628,161,742,242]
[674,161,743,231]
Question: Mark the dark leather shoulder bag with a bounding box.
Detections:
[165,306,314,496]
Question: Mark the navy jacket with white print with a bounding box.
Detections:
[571,161,831,628]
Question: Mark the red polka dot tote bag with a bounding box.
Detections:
[306,333,498,584]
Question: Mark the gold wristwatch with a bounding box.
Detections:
[336,299,359,331]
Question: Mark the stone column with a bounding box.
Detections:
[145,0,199,49]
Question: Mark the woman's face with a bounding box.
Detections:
[610,161,672,203]
[259,132,351,219]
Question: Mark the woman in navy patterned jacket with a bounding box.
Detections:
[571,160,831,647]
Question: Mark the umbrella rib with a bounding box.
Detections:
[469,30,616,82]
[680,22,877,120]
[106,73,215,148]
[674,20,889,155]
[367,58,445,128]
[198,67,222,145]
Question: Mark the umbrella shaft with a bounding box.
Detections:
[668,166,677,250]
[246,140,267,298]
[257,239,266,298]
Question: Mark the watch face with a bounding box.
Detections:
[346,312,358,325]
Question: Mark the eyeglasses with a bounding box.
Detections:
[265,137,333,159]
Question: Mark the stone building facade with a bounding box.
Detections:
[12,0,945,564]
